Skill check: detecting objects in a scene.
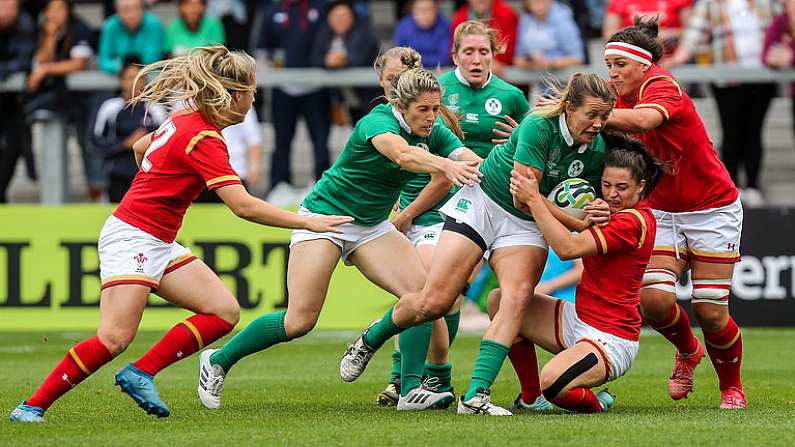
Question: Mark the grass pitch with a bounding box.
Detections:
[2,329,794,446]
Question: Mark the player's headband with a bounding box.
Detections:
[604,42,653,66]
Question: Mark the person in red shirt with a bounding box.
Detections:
[451,0,519,70]
[602,0,692,56]
[9,45,352,423]
[498,134,661,413]
[604,18,746,409]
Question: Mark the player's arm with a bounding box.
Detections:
[371,132,482,186]
[514,162,592,232]
[132,132,154,169]
[510,169,598,259]
[607,108,664,133]
[393,173,452,233]
[215,184,353,233]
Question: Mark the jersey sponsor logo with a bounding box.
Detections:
[133,252,148,274]
[417,142,430,152]
[485,98,502,115]
[567,160,584,177]
[465,113,479,123]
[455,198,471,212]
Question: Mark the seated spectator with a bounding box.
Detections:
[0,0,36,203]
[667,0,780,207]
[164,0,225,57]
[196,107,263,202]
[98,0,163,74]
[603,0,693,57]
[764,0,795,141]
[514,0,584,70]
[93,57,167,202]
[256,0,329,206]
[310,0,380,123]
[393,0,451,69]
[451,0,519,72]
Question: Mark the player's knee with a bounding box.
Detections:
[418,287,454,321]
[217,299,240,326]
[692,302,728,332]
[539,367,561,398]
[503,283,534,310]
[284,311,319,339]
[639,295,673,322]
[486,288,502,319]
[97,328,136,355]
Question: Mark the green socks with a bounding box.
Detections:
[444,311,461,346]
[363,307,403,350]
[424,362,453,393]
[210,311,289,372]
[464,339,511,401]
[398,321,433,396]
[389,349,401,384]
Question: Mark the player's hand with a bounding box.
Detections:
[443,159,482,187]
[534,95,560,109]
[509,169,541,206]
[390,211,412,235]
[304,215,354,234]
[584,198,611,227]
[491,114,520,144]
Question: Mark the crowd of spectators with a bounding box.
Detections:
[0,0,793,206]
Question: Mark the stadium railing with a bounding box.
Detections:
[2,65,795,203]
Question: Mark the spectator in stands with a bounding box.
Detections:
[603,0,693,57]
[0,0,36,203]
[764,0,795,141]
[393,0,452,69]
[514,0,584,71]
[667,0,781,207]
[195,107,263,202]
[310,0,380,124]
[164,0,225,57]
[98,0,163,74]
[93,57,167,202]
[205,0,248,50]
[451,0,519,72]
[256,0,330,206]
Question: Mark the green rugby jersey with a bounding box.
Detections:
[398,70,530,226]
[303,104,464,226]
[479,113,606,221]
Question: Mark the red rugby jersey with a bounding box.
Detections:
[114,111,241,243]
[615,65,738,212]
[577,207,656,341]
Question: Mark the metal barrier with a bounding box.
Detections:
[2,65,794,203]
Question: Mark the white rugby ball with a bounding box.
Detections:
[547,178,596,219]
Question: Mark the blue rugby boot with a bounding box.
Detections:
[115,363,170,417]
[9,402,45,423]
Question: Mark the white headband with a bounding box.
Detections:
[604,42,653,66]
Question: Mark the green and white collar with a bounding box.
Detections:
[392,105,414,135]
[558,113,588,154]
[454,67,492,89]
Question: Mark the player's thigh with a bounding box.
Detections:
[285,239,342,333]
[520,294,565,354]
[158,260,240,324]
[349,230,427,297]
[541,341,608,397]
[490,245,547,306]
[422,230,485,307]
[97,285,151,354]
[689,259,735,329]
[416,244,435,272]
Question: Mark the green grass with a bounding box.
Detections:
[2,329,794,446]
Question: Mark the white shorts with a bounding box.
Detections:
[439,183,547,259]
[555,300,639,382]
[98,215,196,291]
[405,223,444,247]
[290,206,396,265]
[652,197,743,264]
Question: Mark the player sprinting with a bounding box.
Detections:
[341,73,614,415]
[604,17,746,409]
[196,68,482,411]
[499,134,661,413]
[9,46,352,423]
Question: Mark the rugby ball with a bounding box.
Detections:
[547,178,596,219]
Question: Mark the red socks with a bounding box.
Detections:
[133,314,233,376]
[507,338,542,403]
[703,318,743,390]
[648,304,699,355]
[550,387,603,413]
[27,336,113,410]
